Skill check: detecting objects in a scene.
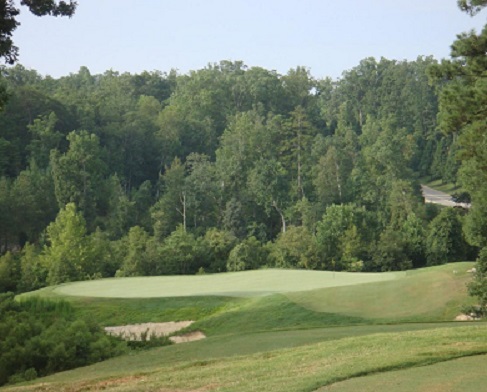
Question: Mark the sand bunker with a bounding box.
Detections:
[454,313,479,321]
[169,331,206,343]
[104,321,206,343]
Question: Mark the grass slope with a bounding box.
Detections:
[286,262,475,322]
[5,325,487,392]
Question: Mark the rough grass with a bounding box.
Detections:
[5,325,487,392]
[42,269,400,298]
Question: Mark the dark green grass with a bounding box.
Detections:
[67,296,237,327]
[193,294,366,336]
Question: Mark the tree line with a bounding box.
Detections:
[0,54,478,294]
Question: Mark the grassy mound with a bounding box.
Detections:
[286,262,475,322]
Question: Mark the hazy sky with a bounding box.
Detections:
[12,0,486,79]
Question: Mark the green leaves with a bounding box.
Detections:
[457,0,487,16]
[50,131,107,227]
[44,203,102,284]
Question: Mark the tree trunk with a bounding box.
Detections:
[273,201,286,233]
[335,160,342,202]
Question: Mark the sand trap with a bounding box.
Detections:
[454,313,481,321]
[169,331,206,343]
[104,321,206,343]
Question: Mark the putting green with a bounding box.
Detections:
[53,269,401,298]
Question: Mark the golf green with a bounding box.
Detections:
[53,269,401,298]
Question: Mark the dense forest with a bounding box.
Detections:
[0,53,480,294]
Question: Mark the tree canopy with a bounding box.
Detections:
[0,0,76,64]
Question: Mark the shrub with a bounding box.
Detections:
[227,236,268,271]
[0,295,126,386]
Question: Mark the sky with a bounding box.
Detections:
[12,0,487,80]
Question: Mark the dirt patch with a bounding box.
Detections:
[104,321,206,343]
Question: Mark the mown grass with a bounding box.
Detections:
[41,268,400,298]
[286,262,475,323]
[320,353,487,392]
[5,325,487,392]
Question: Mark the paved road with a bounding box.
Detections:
[421,185,471,208]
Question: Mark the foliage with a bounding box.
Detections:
[158,225,201,275]
[115,226,156,277]
[0,293,125,387]
[50,131,107,228]
[18,243,46,292]
[316,204,369,271]
[227,236,268,272]
[467,246,487,315]
[425,208,470,265]
[457,0,487,15]
[428,6,487,260]
[43,203,102,284]
[268,226,320,269]
[200,228,237,272]
[0,1,76,111]
[0,55,477,288]
[0,251,19,292]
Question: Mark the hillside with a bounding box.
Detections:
[6,263,487,391]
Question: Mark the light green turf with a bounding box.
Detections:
[5,325,487,392]
[286,262,475,322]
[49,269,401,298]
[320,354,487,392]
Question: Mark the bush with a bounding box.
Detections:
[199,228,237,272]
[268,226,319,269]
[468,246,487,316]
[426,208,469,265]
[227,236,268,271]
[0,295,126,386]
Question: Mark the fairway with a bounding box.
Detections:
[321,354,487,392]
[52,269,401,298]
[5,325,487,392]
